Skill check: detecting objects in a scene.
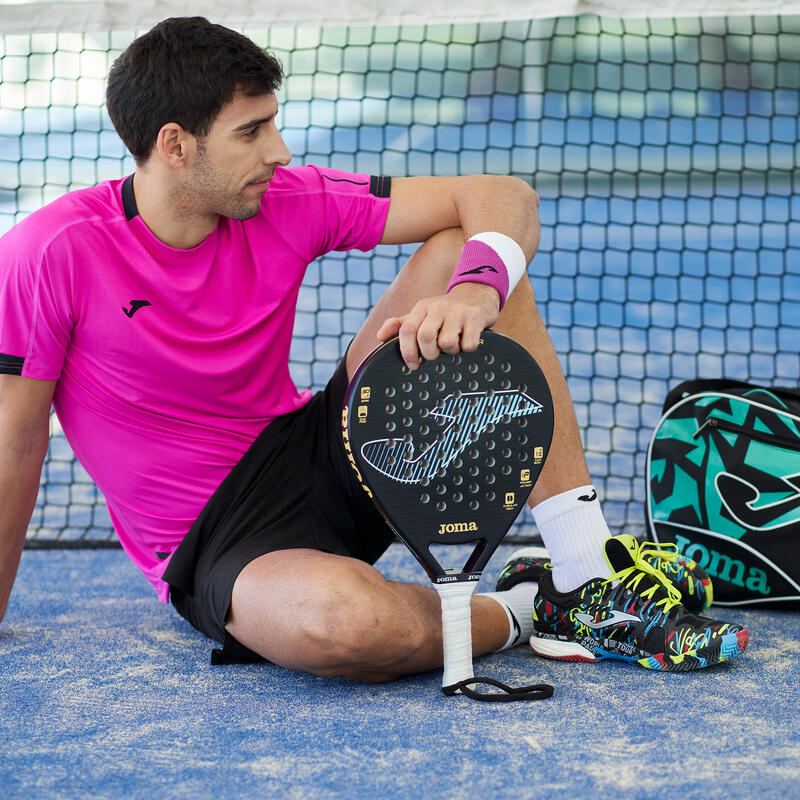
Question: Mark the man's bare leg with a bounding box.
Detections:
[226,549,508,682]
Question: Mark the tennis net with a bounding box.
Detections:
[2,9,799,544]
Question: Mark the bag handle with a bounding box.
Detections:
[664,379,800,414]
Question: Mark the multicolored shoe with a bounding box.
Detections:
[496,540,712,614]
[495,546,551,590]
[529,535,748,671]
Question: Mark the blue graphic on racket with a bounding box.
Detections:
[343,330,554,701]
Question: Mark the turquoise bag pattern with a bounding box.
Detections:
[646,379,800,606]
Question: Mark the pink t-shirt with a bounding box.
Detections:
[0,165,391,600]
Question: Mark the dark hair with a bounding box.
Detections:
[106,17,284,164]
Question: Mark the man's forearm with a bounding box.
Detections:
[379,174,540,257]
[0,443,48,621]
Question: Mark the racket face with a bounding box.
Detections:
[342,330,553,582]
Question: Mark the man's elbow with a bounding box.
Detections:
[495,175,540,254]
[503,175,539,215]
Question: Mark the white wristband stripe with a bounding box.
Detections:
[468,232,527,296]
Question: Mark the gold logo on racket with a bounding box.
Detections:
[360,387,371,400]
[342,408,373,499]
[534,446,544,464]
[520,468,531,487]
[438,522,478,535]
[503,492,516,510]
[358,405,368,422]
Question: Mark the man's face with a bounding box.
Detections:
[179,91,291,221]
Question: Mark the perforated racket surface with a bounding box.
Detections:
[343,330,554,700]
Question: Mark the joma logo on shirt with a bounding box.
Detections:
[123,300,152,318]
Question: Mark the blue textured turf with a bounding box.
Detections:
[2,544,799,800]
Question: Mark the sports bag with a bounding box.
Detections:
[646,378,800,607]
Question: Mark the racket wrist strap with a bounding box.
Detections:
[443,677,554,702]
[446,232,527,310]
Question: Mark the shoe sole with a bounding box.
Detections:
[529,629,749,671]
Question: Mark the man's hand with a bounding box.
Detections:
[376,283,500,369]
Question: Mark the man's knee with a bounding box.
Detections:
[295,579,430,678]
[229,551,435,679]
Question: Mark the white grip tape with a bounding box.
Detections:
[468,232,528,295]
[436,580,478,690]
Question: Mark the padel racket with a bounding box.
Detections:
[343,330,554,701]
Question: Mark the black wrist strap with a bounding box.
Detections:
[442,676,554,702]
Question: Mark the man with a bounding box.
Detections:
[0,17,747,680]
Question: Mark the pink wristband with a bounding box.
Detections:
[446,239,511,309]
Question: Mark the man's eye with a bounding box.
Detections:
[244,128,258,138]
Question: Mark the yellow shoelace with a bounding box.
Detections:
[638,540,685,567]
[604,539,683,614]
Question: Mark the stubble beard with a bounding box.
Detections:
[179,148,262,223]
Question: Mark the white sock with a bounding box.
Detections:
[482,582,538,650]
[532,485,613,593]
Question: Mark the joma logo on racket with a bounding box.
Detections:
[342,408,373,498]
[361,389,543,484]
[438,522,478,534]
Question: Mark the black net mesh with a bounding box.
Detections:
[1,15,798,544]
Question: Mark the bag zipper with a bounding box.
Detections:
[693,415,800,450]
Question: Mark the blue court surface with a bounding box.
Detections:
[2,541,798,800]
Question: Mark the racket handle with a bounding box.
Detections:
[436,580,478,691]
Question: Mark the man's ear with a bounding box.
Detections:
[154,122,195,169]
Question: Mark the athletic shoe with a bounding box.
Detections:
[529,535,748,671]
[496,540,712,614]
[495,545,551,591]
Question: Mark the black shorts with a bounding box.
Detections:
[163,355,394,663]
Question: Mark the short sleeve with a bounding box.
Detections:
[314,166,391,255]
[0,221,73,380]
[261,165,391,262]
